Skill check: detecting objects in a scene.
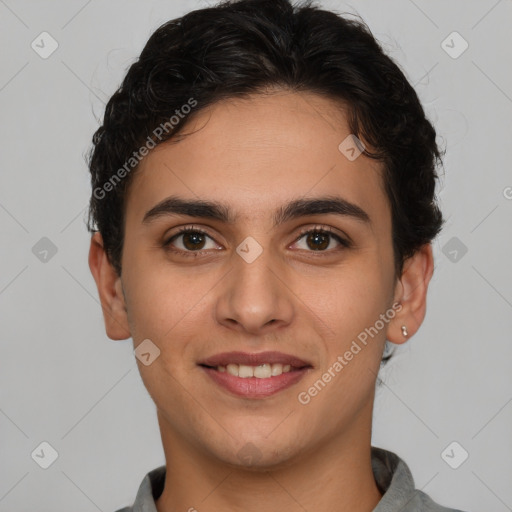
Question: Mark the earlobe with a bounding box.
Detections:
[387,243,434,345]
[88,232,131,340]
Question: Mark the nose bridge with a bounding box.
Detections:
[216,244,293,333]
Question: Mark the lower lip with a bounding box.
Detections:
[200,366,309,399]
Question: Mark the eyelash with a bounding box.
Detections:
[162,225,351,257]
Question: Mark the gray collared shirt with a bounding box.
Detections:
[114,446,466,512]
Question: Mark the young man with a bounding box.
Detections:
[88,0,466,510]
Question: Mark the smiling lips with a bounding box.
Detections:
[199,351,312,398]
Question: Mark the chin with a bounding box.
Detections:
[208,437,303,472]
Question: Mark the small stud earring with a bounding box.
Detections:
[401,325,408,337]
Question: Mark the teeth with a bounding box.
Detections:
[254,364,271,378]
[226,364,238,376]
[238,364,254,378]
[219,363,293,378]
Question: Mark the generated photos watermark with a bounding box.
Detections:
[297,302,402,405]
[93,97,198,200]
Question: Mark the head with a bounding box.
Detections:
[88,0,444,469]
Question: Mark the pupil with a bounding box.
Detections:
[183,232,205,250]
[308,232,328,250]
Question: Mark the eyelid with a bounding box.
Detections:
[291,225,351,250]
[163,225,220,247]
[293,224,349,242]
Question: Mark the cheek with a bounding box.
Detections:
[295,269,390,424]
[121,241,196,338]
[124,274,185,342]
[121,252,223,375]
[298,260,390,344]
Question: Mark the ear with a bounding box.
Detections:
[387,243,435,345]
[88,232,131,340]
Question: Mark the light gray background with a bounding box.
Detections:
[1,0,511,511]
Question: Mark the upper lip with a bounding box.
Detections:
[199,351,312,369]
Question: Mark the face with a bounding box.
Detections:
[92,91,424,469]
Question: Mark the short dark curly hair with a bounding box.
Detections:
[87,0,444,287]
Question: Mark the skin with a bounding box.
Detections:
[89,90,434,512]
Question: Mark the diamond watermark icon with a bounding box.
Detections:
[441,31,468,59]
[442,236,468,263]
[31,441,59,469]
[236,236,263,263]
[338,134,365,161]
[134,338,161,366]
[32,237,58,263]
[31,32,59,59]
[441,441,469,469]
[237,442,263,464]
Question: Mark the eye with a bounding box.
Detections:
[291,226,351,252]
[162,225,351,257]
[163,226,221,254]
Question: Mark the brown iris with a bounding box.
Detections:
[306,231,329,250]
[182,232,207,250]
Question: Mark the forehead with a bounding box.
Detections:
[125,91,388,228]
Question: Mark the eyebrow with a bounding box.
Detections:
[142,195,371,227]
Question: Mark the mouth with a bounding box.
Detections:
[198,351,313,399]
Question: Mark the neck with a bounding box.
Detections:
[155,404,382,512]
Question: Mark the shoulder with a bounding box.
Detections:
[408,489,468,512]
[371,446,468,512]
[112,464,166,512]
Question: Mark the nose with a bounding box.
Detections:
[215,249,295,336]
